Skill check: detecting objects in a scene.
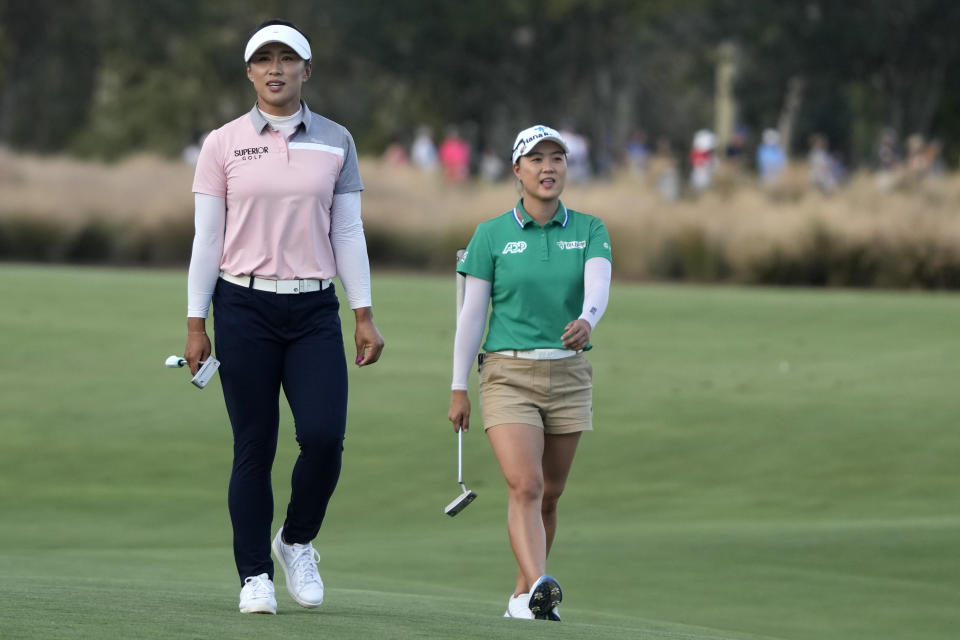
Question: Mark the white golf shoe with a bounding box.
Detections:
[503,593,535,619]
[272,528,324,608]
[238,573,277,614]
[528,574,563,619]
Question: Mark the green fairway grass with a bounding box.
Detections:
[0,264,957,639]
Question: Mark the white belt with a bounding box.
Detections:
[491,348,578,360]
[220,271,331,294]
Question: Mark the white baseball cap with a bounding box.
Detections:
[692,129,716,152]
[244,24,312,62]
[511,125,570,163]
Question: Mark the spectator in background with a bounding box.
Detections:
[808,133,838,194]
[905,134,947,187]
[756,128,787,187]
[410,125,438,172]
[594,132,618,179]
[689,129,716,192]
[479,145,506,182]
[723,126,747,173]
[650,136,680,201]
[438,126,471,182]
[906,134,927,172]
[874,128,901,172]
[182,131,208,165]
[558,122,591,182]
[713,125,748,189]
[924,138,946,177]
[625,130,651,177]
[873,128,901,190]
[183,143,202,165]
[382,137,408,167]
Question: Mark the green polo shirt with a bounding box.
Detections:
[458,199,612,352]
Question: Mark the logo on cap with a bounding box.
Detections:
[512,125,569,163]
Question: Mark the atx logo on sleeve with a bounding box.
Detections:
[502,241,528,254]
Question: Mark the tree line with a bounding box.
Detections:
[1,0,958,168]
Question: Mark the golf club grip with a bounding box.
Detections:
[455,248,466,318]
[457,427,464,482]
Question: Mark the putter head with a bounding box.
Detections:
[190,357,220,389]
[444,486,477,517]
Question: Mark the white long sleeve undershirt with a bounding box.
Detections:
[450,256,611,390]
[579,257,612,329]
[330,191,372,309]
[450,275,491,390]
[186,193,226,318]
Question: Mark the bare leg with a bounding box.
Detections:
[542,431,581,555]
[487,423,546,595]
[511,431,582,594]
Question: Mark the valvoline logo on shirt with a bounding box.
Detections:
[502,241,528,254]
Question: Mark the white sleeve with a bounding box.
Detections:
[186,193,226,318]
[451,275,491,390]
[330,191,372,309]
[578,257,611,329]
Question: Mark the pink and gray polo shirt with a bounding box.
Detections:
[192,102,364,280]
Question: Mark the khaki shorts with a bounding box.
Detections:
[478,353,593,434]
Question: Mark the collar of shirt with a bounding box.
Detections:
[512,199,569,229]
[247,100,314,135]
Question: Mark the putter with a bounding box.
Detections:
[445,249,478,516]
[444,427,477,516]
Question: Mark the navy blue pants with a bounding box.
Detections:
[213,278,347,583]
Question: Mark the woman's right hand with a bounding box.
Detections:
[185,318,211,375]
[448,390,471,432]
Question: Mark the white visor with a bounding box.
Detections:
[511,125,569,163]
[244,24,311,62]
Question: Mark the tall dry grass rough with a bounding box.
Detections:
[2,148,959,287]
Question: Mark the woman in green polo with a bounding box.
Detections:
[448,124,612,621]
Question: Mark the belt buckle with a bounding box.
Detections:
[275,279,300,294]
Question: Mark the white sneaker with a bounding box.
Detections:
[239,573,277,614]
[503,593,534,619]
[272,528,324,608]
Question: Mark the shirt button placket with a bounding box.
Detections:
[276,130,288,165]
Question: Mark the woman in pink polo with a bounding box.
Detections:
[183,19,384,615]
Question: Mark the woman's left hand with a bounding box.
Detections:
[561,318,592,351]
[353,307,385,366]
